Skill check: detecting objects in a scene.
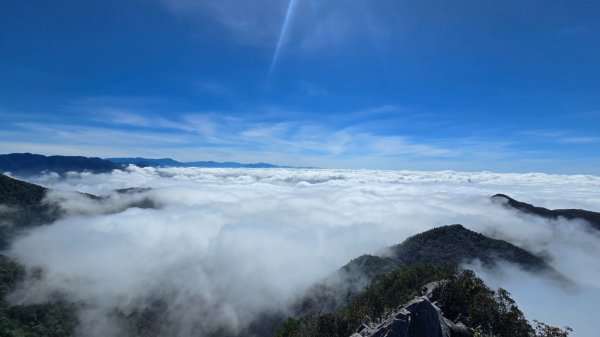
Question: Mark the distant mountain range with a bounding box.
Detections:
[0,153,124,176]
[106,157,288,168]
[0,153,289,176]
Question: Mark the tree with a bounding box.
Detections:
[533,320,572,337]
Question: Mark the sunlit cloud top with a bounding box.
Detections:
[10,167,600,336]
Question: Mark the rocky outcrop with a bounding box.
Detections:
[350,296,471,337]
[351,282,470,337]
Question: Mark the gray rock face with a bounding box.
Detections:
[350,297,470,337]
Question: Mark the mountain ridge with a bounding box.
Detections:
[293,223,565,323]
[0,173,156,247]
[0,174,61,245]
[0,153,292,177]
[491,193,600,231]
[0,153,124,176]
[107,157,289,168]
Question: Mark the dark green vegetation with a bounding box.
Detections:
[280,225,571,337]
[0,255,77,337]
[0,175,47,207]
[439,270,532,337]
[492,194,600,231]
[297,224,562,319]
[0,174,60,249]
[278,264,453,337]
[0,176,81,337]
[0,153,123,177]
[0,173,157,248]
[389,224,550,271]
[0,174,160,337]
[342,224,556,286]
[276,265,570,337]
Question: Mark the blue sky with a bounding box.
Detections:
[1,0,599,173]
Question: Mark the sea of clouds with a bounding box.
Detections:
[6,166,600,336]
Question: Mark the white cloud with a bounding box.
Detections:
[3,100,599,173]
[3,103,465,166]
[468,262,598,337]
[240,123,291,138]
[365,134,458,157]
[7,168,600,336]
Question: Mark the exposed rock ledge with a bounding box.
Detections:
[350,296,471,337]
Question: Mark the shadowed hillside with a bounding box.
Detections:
[337,224,557,293]
[277,225,574,337]
[389,224,550,270]
[0,174,60,247]
[292,224,564,330]
[276,264,570,337]
[0,173,47,206]
[0,255,77,336]
[0,174,156,248]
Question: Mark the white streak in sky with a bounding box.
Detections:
[268,0,298,78]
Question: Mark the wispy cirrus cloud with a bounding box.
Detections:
[366,135,458,157]
[159,0,288,45]
[0,98,461,166]
[3,95,598,172]
[519,129,600,145]
[557,136,600,144]
[156,0,388,53]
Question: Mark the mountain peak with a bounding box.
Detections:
[391,224,550,271]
